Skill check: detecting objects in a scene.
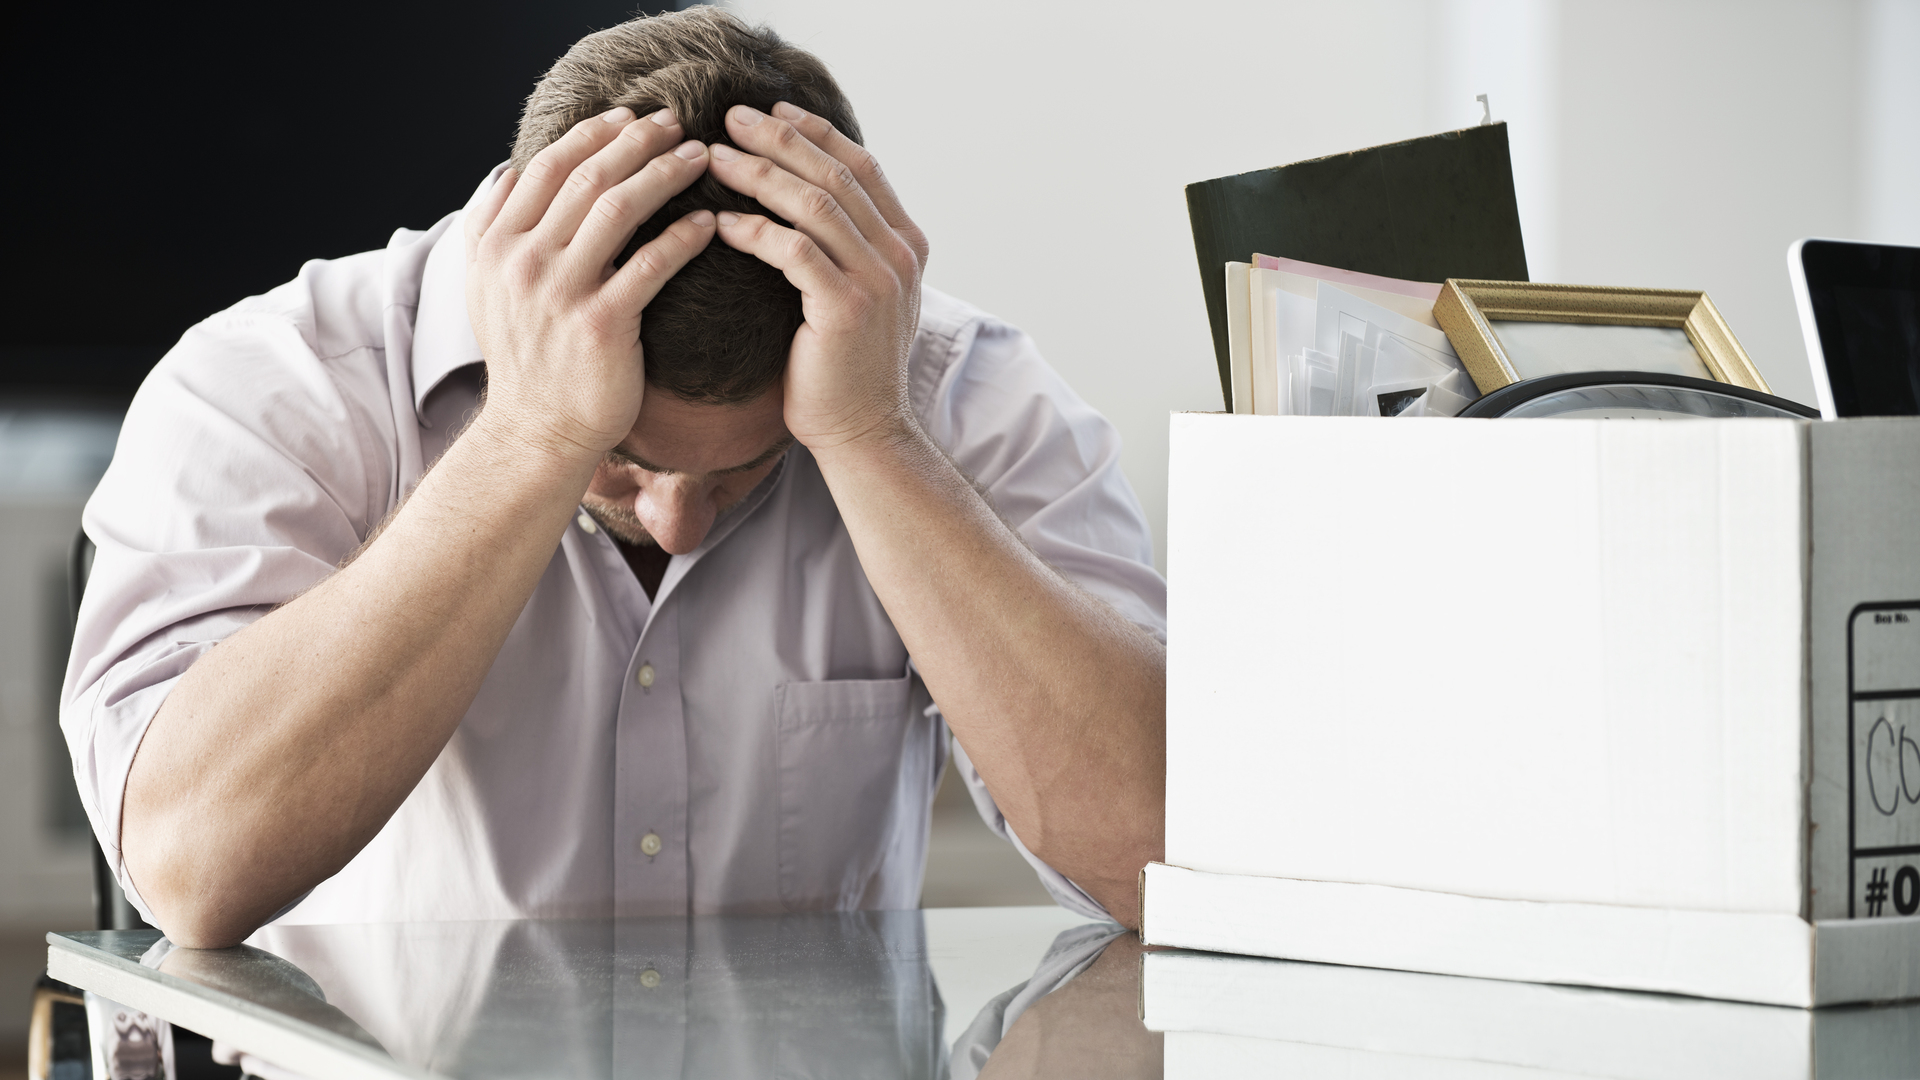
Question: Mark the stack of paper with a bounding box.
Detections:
[1223,255,1479,417]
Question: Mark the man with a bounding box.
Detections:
[63,7,1165,948]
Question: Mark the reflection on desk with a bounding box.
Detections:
[1144,950,1920,1080]
[46,907,1142,1079]
[51,911,1916,1079]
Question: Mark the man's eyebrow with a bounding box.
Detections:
[608,435,795,476]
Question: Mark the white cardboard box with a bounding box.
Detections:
[1142,413,1920,1007]
[1143,949,1920,1080]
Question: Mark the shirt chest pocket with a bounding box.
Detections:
[773,675,935,911]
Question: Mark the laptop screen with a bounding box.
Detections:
[1799,240,1919,417]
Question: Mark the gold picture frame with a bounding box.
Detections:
[1433,280,1771,395]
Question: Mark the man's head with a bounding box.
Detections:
[511,7,862,405]
[582,386,791,555]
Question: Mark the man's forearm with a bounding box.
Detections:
[685,102,1162,909]
[811,425,1166,927]
[123,415,598,947]
[123,104,718,947]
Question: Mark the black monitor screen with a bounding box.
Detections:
[1802,240,1920,417]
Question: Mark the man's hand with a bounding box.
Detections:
[125,109,725,949]
[705,103,931,452]
[707,103,1166,926]
[465,105,717,459]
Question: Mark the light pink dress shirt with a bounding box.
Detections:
[60,171,1167,928]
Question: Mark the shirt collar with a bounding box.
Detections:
[410,164,507,420]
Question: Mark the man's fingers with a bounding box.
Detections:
[564,138,711,281]
[712,210,853,310]
[602,210,719,319]
[487,107,651,239]
[767,102,928,265]
[722,105,895,254]
[708,139,871,271]
[464,169,518,263]
[537,109,692,250]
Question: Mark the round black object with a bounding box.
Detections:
[1458,372,1821,420]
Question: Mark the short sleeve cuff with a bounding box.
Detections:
[946,736,1112,922]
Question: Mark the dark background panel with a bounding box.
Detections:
[2,0,681,400]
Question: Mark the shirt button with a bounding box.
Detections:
[640,833,663,857]
[636,663,655,688]
[576,512,598,535]
[639,968,662,989]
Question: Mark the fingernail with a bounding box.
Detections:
[772,102,805,122]
[689,210,715,227]
[717,211,740,226]
[730,105,764,127]
[710,143,742,161]
[674,140,705,160]
[648,107,678,127]
[603,106,635,124]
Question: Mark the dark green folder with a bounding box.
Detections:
[1187,122,1529,410]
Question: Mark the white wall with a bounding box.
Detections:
[728,0,1916,571]
[1863,0,1920,246]
[0,413,120,1045]
[1552,0,1857,413]
[0,409,120,936]
[0,498,94,930]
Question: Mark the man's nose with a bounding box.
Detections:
[637,478,718,555]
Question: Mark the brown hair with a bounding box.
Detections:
[511,7,862,404]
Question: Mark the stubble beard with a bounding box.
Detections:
[579,495,656,548]
[579,488,758,549]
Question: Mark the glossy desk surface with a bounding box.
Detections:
[48,907,1920,1079]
